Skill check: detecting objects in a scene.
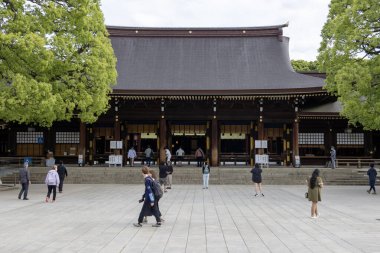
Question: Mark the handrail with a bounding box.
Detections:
[336,158,380,168]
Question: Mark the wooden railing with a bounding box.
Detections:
[336,158,380,168]
[0,157,45,167]
[219,153,250,165]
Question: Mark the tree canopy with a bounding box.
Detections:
[0,0,117,127]
[318,0,380,130]
[290,60,319,72]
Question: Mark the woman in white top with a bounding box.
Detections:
[127,147,137,167]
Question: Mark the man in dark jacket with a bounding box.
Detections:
[367,163,377,194]
[18,162,31,200]
[57,161,68,193]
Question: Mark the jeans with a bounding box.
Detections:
[203,174,209,188]
[331,158,336,169]
[18,182,29,199]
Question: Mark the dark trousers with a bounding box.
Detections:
[369,180,376,193]
[145,157,151,166]
[18,182,29,199]
[47,185,57,200]
[196,157,203,167]
[138,200,161,223]
[58,177,64,192]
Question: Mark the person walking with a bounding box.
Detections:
[18,162,31,200]
[164,146,172,164]
[251,164,264,197]
[45,165,60,203]
[166,162,173,189]
[367,163,377,194]
[57,160,68,193]
[307,169,323,218]
[127,146,137,167]
[195,147,205,167]
[330,146,336,169]
[202,161,210,189]
[142,169,165,224]
[144,145,154,166]
[175,146,185,166]
[134,167,161,227]
[159,162,168,192]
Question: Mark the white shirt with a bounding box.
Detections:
[127,149,137,158]
[176,148,185,156]
[165,149,172,161]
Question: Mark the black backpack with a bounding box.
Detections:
[151,179,163,199]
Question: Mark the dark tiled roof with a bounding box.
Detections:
[109,26,325,95]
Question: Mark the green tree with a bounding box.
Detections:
[318,0,380,130]
[0,0,117,127]
[291,60,319,72]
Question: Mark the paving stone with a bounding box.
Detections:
[1,184,380,252]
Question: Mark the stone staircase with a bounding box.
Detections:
[0,165,375,185]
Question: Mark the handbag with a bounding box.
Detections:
[305,192,308,198]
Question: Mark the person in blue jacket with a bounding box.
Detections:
[134,167,162,227]
[367,163,377,194]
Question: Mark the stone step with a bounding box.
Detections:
[1,166,376,185]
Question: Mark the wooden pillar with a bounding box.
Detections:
[159,118,167,163]
[250,121,255,166]
[206,121,210,163]
[283,124,291,166]
[365,131,373,157]
[79,122,86,165]
[292,118,299,166]
[114,117,120,155]
[257,121,264,155]
[211,118,218,166]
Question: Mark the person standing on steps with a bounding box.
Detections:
[134,167,161,227]
[367,163,377,194]
[164,146,172,164]
[127,146,137,167]
[195,147,205,167]
[45,165,60,203]
[57,160,68,193]
[250,163,264,197]
[175,146,185,166]
[202,161,211,189]
[307,169,323,218]
[144,145,154,166]
[18,162,31,200]
[330,146,336,169]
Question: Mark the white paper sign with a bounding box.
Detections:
[110,141,123,149]
[255,154,269,164]
[255,140,268,149]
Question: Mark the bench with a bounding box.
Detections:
[219,153,250,166]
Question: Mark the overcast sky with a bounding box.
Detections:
[100,0,331,61]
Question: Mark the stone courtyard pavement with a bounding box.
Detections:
[0,184,379,253]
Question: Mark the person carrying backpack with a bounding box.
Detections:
[134,167,161,227]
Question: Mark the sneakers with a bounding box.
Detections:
[254,193,258,197]
[373,192,377,195]
[261,193,264,197]
[143,217,148,224]
[166,187,171,189]
[133,223,142,227]
[152,223,161,227]
[367,190,371,194]
[311,216,317,219]
[23,198,29,200]
[45,197,49,203]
